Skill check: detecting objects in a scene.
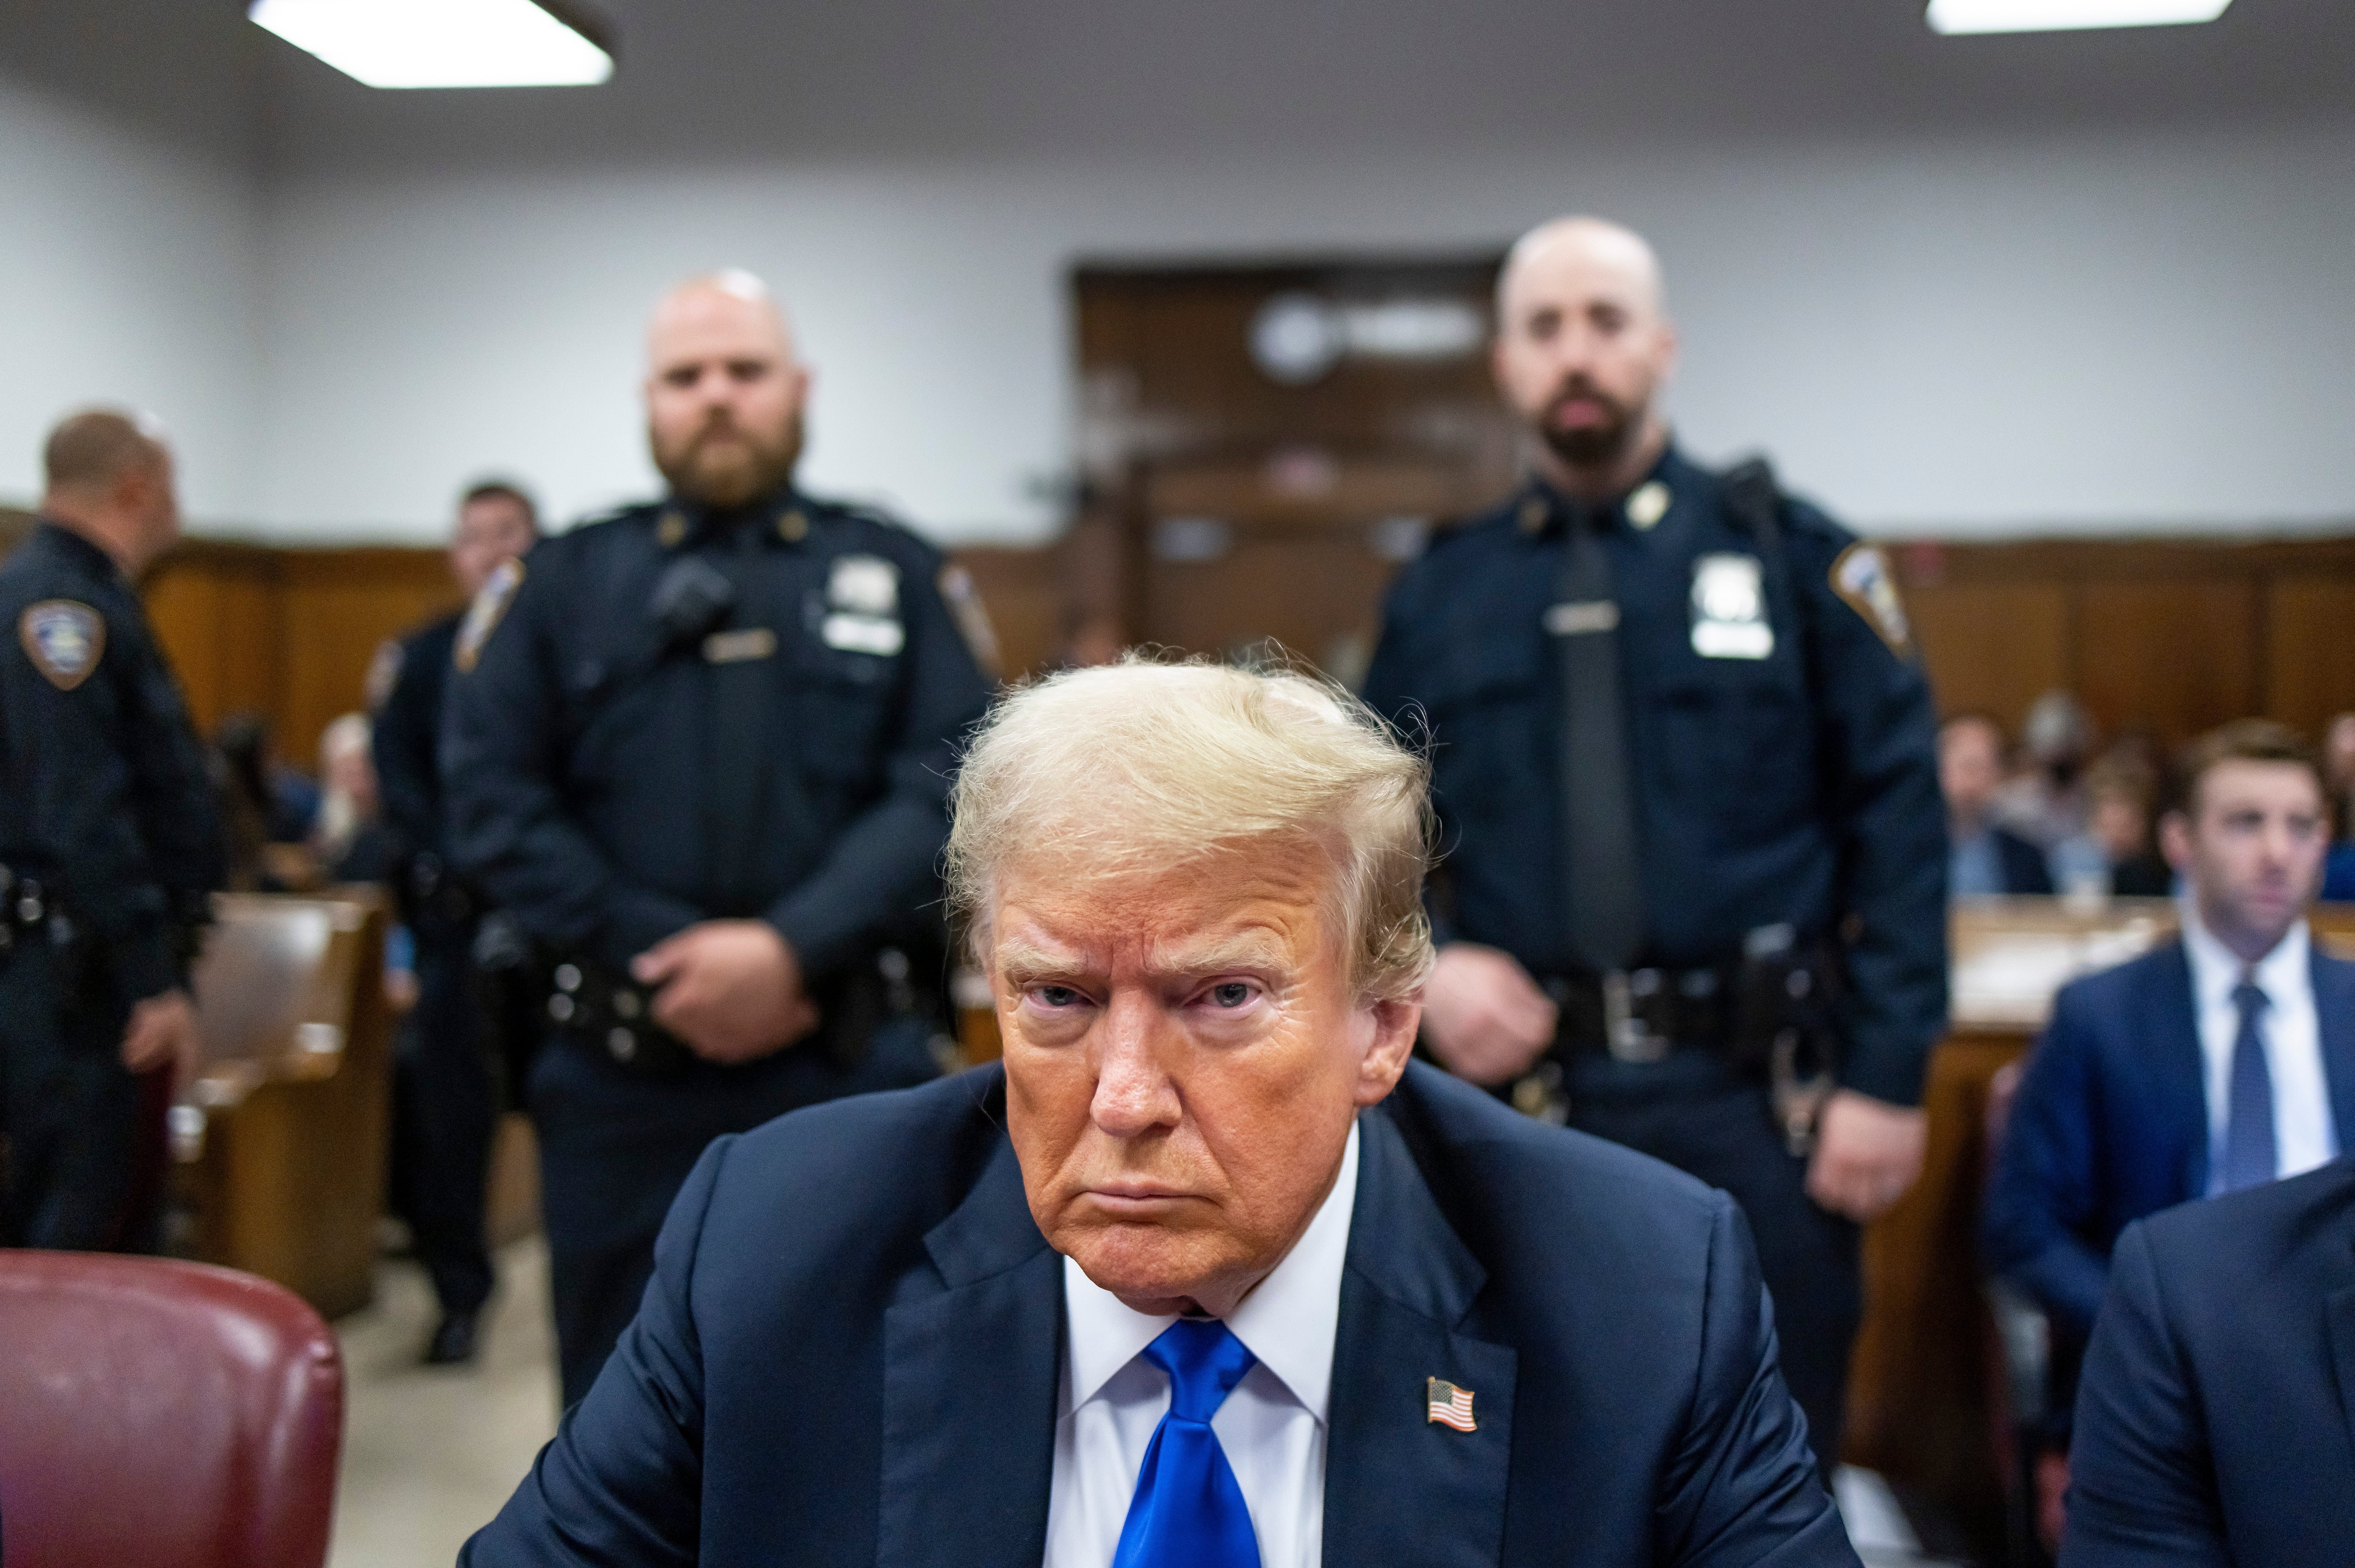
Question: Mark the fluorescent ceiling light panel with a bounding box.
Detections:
[1928,0,2229,33]
[250,0,613,89]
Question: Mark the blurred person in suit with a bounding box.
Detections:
[1985,718,2354,1431]
[374,479,541,1364]
[2061,1153,2355,1567]
[1943,713,2054,897]
[465,659,1858,1568]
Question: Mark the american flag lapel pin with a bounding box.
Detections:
[1426,1376,1476,1432]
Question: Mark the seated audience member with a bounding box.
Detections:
[2325,711,2355,901]
[2061,1154,2355,1567]
[313,711,394,885]
[466,661,1856,1566]
[1942,713,2053,896]
[2082,754,2171,899]
[1994,690,2097,858]
[1984,719,2354,1412]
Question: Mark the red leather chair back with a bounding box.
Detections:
[0,1252,343,1568]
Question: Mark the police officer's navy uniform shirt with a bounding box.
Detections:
[440,489,993,978]
[1362,446,1948,1105]
[0,521,224,1001]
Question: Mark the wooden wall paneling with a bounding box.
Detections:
[2076,577,2259,743]
[144,544,283,739]
[1905,578,2072,724]
[948,545,1064,680]
[274,549,457,765]
[2261,574,2355,735]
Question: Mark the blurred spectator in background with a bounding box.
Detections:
[1942,713,2053,896]
[1996,691,2100,887]
[2081,752,2172,898]
[2324,711,2355,901]
[214,709,320,893]
[313,712,394,885]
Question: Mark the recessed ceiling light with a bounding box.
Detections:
[249,0,614,89]
[1927,0,2231,34]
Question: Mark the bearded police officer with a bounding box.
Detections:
[375,478,541,1365]
[1362,217,1946,1470]
[1,409,224,1252]
[443,272,995,1404]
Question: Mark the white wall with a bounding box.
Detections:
[249,118,2355,545]
[0,72,262,525]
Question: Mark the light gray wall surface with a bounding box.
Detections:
[0,71,263,522]
[5,1,2352,543]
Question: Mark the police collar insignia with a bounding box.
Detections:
[1829,542,1913,656]
[18,600,105,690]
[1626,480,1671,530]
[1690,554,1774,660]
[454,558,525,673]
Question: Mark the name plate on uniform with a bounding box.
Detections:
[703,628,778,664]
[1543,600,1620,637]
[822,613,905,657]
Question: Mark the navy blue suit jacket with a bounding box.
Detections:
[1983,938,2355,1341]
[465,1061,1855,1566]
[2061,1155,2355,1566]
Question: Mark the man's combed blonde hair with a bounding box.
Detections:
[945,655,1436,1001]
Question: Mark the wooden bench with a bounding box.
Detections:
[174,891,394,1319]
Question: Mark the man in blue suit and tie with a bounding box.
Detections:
[466,660,1856,1566]
[1984,719,2355,1410]
[2061,1153,2355,1565]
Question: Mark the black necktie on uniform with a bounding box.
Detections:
[1554,498,1646,973]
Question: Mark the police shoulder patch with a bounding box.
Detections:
[18,599,106,690]
[1829,542,1913,657]
[453,558,525,673]
[937,563,1002,677]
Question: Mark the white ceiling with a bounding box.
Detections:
[6,0,2353,180]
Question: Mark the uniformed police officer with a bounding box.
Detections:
[375,478,542,1365]
[1363,217,1947,1469]
[443,271,995,1405]
[1,408,225,1252]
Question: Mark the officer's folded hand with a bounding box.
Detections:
[633,920,820,1065]
[1421,943,1560,1087]
[1803,1090,1928,1223]
[120,988,201,1087]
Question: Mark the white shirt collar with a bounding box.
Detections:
[1061,1118,1359,1425]
[2180,897,2309,1007]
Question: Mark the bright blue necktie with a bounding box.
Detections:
[2219,977,2276,1193]
[1110,1319,1262,1568]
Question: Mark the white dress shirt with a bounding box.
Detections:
[2181,908,2340,1194]
[1043,1120,1359,1568]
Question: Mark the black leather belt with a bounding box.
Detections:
[544,956,697,1078]
[1541,965,1736,1065]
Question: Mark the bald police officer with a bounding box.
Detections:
[1364,217,1947,1470]
[1,409,224,1252]
[443,272,994,1405]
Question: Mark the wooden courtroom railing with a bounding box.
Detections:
[174,890,395,1318]
[1844,896,2355,1544]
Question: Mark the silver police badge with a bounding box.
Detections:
[1690,554,1773,660]
[823,554,904,657]
[18,600,106,691]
